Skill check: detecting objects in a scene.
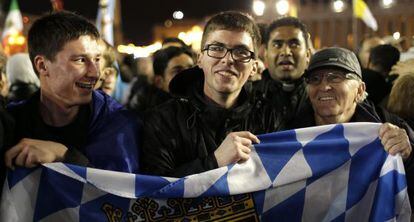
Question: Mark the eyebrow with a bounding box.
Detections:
[209,41,250,50]
[70,53,102,58]
[272,38,301,43]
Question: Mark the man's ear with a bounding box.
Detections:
[305,48,311,65]
[356,81,366,103]
[196,52,203,68]
[251,60,258,77]
[153,75,164,90]
[34,55,48,76]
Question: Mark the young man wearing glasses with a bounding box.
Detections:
[141,11,261,177]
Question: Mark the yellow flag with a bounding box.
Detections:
[353,0,378,31]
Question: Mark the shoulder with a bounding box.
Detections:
[90,91,141,129]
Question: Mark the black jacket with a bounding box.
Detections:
[8,81,39,102]
[127,75,172,116]
[249,69,309,134]
[288,101,414,207]
[140,67,255,177]
[361,68,392,106]
[0,96,15,195]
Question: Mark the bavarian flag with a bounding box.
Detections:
[353,0,378,31]
[2,0,25,55]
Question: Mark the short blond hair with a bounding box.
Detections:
[387,74,414,119]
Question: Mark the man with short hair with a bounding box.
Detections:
[250,17,311,133]
[5,11,140,173]
[363,44,400,105]
[357,35,384,69]
[141,11,261,177]
[162,37,188,49]
[94,39,118,96]
[127,46,195,114]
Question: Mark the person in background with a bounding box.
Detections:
[400,36,414,61]
[6,53,40,102]
[0,52,14,195]
[162,37,188,49]
[5,11,140,173]
[0,53,9,99]
[127,46,195,115]
[0,50,14,155]
[250,17,311,133]
[387,74,414,129]
[363,44,400,105]
[141,11,261,177]
[357,35,384,69]
[94,39,118,96]
[390,58,414,77]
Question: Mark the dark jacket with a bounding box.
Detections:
[288,101,414,207]
[362,68,392,105]
[127,75,171,116]
[250,69,309,134]
[0,96,14,193]
[0,96,14,151]
[8,90,141,173]
[8,81,39,102]
[141,67,255,177]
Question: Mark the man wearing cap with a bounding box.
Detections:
[288,47,414,206]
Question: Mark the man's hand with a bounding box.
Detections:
[214,131,260,167]
[379,123,412,159]
[5,138,68,169]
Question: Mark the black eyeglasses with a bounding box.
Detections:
[305,72,359,85]
[202,44,255,63]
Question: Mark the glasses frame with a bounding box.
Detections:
[305,72,360,85]
[202,44,255,63]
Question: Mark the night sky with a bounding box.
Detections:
[1,0,252,45]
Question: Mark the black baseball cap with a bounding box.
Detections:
[305,47,362,78]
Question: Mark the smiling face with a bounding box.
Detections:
[265,26,310,82]
[198,30,257,103]
[36,35,101,108]
[307,67,366,125]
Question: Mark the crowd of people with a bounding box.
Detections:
[0,10,413,211]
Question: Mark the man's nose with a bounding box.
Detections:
[220,50,235,65]
[87,60,100,77]
[319,76,333,90]
[280,44,292,57]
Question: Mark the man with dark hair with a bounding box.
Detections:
[5,11,140,173]
[250,16,311,133]
[363,44,400,105]
[357,35,384,69]
[152,46,195,92]
[162,37,188,49]
[127,46,195,114]
[141,11,261,177]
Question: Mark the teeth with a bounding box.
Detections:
[76,82,94,89]
[319,96,334,101]
[217,71,235,77]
